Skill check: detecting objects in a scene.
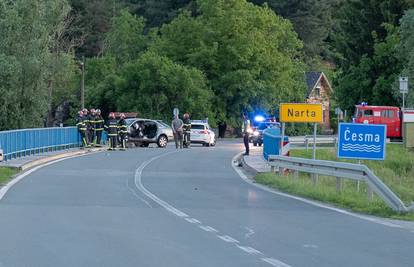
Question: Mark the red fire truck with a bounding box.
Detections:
[353,104,414,139]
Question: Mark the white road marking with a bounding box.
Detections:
[217,235,240,243]
[125,177,152,208]
[303,244,318,249]
[244,227,255,238]
[237,245,263,255]
[262,257,292,267]
[134,152,189,218]
[135,151,292,267]
[185,218,201,224]
[199,225,219,233]
[231,153,405,229]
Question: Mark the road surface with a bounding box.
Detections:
[0,141,413,267]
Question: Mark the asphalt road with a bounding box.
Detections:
[0,140,413,267]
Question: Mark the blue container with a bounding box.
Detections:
[263,128,289,161]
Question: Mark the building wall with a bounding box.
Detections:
[306,77,331,129]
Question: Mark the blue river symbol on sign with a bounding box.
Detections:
[338,123,386,160]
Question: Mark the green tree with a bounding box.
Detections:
[150,0,305,125]
[105,9,147,65]
[331,0,413,111]
[115,51,213,122]
[397,9,414,107]
[0,0,76,129]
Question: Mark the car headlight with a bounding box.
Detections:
[253,131,259,137]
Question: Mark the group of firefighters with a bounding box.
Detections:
[76,108,193,150]
[76,109,128,151]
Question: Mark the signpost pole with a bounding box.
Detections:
[312,123,318,185]
[403,92,405,110]
[279,122,285,175]
[313,123,317,160]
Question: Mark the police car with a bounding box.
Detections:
[190,120,216,147]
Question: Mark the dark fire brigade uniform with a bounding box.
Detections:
[105,118,118,150]
[94,113,104,145]
[86,113,95,145]
[183,117,191,148]
[118,118,128,150]
[76,114,88,148]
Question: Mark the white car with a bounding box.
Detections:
[190,120,216,147]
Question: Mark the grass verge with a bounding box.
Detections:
[0,167,19,186]
[255,144,414,221]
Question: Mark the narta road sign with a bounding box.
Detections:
[280,103,323,123]
[338,123,386,160]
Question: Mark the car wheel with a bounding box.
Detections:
[253,142,257,146]
[211,139,216,147]
[259,143,262,146]
[157,135,168,148]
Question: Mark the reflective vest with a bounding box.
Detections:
[118,119,128,135]
[105,119,118,136]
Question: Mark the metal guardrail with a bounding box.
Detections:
[288,135,338,149]
[268,155,414,212]
[0,127,81,161]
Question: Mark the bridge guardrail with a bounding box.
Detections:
[0,127,81,161]
[268,155,414,212]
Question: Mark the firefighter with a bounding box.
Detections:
[105,112,118,150]
[89,109,97,145]
[76,110,88,148]
[95,109,104,146]
[82,108,91,145]
[182,112,191,148]
[118,113,128,150]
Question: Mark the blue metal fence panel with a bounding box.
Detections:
[0,127,82,161]
[263,128,289,161]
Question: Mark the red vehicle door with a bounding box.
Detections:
[380,109,401,138]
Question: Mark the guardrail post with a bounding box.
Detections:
[336,177,343,192]
[305,137,309,151]
[312,174,318,186]
[293,170,299,180]
[367,186,374,201]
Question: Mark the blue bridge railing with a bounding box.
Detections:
[0,127,81,161]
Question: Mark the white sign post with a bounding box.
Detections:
[400,77,408,110]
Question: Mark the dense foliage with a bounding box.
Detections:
[2,0,414,130]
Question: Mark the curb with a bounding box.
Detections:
[239,154,259,176]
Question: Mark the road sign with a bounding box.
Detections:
[338,123,386,160]
[399,77,408,93]
[280,103,323,123]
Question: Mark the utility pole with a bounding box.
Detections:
[80,56,85,110]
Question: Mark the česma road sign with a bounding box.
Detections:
[280,103,323,123]
[338,123,386,160]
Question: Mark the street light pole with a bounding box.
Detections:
[80,56,85,110]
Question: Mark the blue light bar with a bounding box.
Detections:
[254,115,265,122]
